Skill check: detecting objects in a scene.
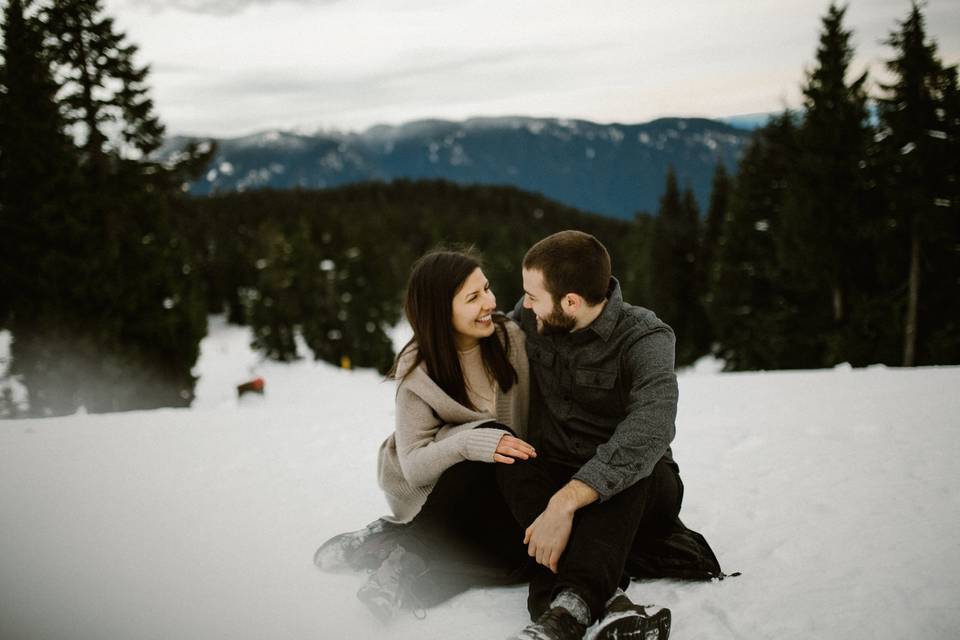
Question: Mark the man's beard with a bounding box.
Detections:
[536,301,577,336]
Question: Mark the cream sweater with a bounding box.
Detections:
[377,319,529,523]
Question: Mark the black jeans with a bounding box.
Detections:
[496,456,682,621]
[392,460,531,608]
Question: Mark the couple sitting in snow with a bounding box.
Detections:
[315,230,725,640]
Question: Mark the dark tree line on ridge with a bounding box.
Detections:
[1,1,957,418]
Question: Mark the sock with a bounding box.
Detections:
[551,590,591,626]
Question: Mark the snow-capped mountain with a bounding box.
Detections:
[160,116,752,219]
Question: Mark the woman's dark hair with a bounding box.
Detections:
[388,248,517,409]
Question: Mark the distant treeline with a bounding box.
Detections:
[174,181,636,373]
[1,1,957,418]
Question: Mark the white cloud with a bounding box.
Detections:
[104,0,960,136]
[125,0,342,16]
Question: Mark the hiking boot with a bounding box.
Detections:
[313,518,397,572]
[356,545,427,624]
[508,606,588,640]
[590,594,671,640]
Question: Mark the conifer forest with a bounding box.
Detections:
[0,1,957,417]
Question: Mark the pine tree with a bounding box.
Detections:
[700,161,730,351]
[649,168,704,366]
[779,2,872,364]
[620,210,655,308]
[711,114,817,370]
[2,0,211,415]
[0,0,79,325]
[0,0,97,415]
[876,2,959,366]
[41,0,163,173]
[649,169,683,328]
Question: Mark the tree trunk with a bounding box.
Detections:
[902,224,920,367]
[832,284,844,322]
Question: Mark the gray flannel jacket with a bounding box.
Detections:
[510,277,678,501]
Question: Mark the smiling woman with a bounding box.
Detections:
[451,267,498,351]
[313,247,535,623]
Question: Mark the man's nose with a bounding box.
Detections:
[523,295,532,309]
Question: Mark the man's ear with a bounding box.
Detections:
[563,293,583,313]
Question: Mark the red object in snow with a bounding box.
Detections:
[237,377,265,397]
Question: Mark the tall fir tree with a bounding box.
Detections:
[700,160,730,351]
[778,2,873,365]
[620,210,655,309]
[0,0,79,324]
[649,168,704,366]
[0,0,94,415]
[649,169,683,328]
[41,0,163,175]
[3,0,211,415]
[711,114,819,370]
[876,2,959,366]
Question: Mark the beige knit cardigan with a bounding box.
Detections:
[377,319,529,523]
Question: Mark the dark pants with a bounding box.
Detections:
[393,461,531,608]
[496,456,683,622]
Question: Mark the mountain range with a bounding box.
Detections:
[162,116,757,219]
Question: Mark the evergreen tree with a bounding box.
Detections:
[649,168,704,366]
[711,114,817,370]
[700,160,730,351]
[649,169,683,328]
[0,0,94,415]
[620,210,655,309]
[0,0,79,326]
[876,2,959,366]
[779,2,872,364]
[41,0,163,175]
[2,0,210,415]
[681,186,710,360]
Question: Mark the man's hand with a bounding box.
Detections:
[493,435,537,464]
[524,480,599,573]
[524,501,574,573]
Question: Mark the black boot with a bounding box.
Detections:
[508,601,588,640]
[356,545,428,623]
[313,518,399,572]
[592,593,671,640]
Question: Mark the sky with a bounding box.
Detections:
[102,0,960,138]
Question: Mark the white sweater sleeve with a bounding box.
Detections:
[394,387,508,487]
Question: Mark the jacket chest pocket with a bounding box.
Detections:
[573,366,618,414]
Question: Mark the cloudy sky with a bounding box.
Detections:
[103,0,960,137]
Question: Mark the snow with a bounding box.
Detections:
[2,318,959,639]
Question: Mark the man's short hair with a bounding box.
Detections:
[523,230,611,305]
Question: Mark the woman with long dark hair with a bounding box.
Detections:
[314,248,535,621]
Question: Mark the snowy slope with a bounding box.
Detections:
[1,317,959,640]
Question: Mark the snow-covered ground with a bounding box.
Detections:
[1,317,959,640]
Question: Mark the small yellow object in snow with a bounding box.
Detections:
[340,355,352,370]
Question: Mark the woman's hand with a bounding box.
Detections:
[493,434,537,464]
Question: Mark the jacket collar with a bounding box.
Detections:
[580,277,621,342]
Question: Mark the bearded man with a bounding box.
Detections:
[501,230,722,640]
